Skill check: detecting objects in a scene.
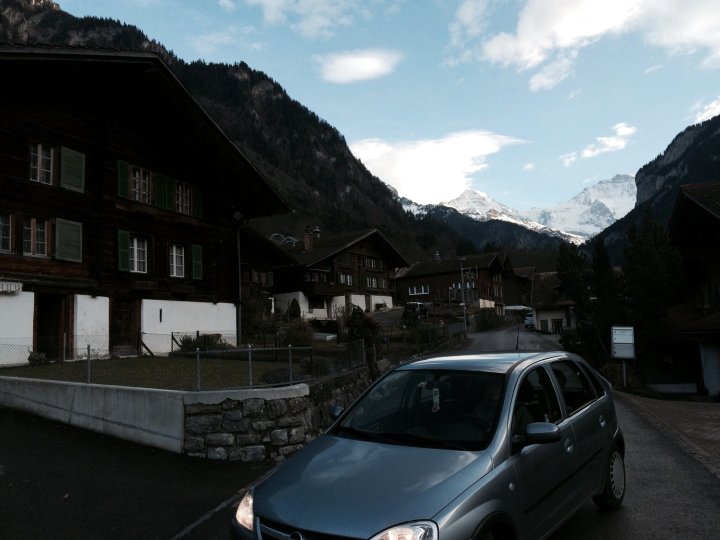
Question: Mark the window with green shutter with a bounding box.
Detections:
[55,219,82,262]
[60,147,85,192]
[118,229,130,271]
[192,186,203,218]
[117,160,129,198]
[192,244,203,280]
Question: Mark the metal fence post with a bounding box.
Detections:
[288,344,293,383]
[86,344,91,384]
[195,348,200,392]
[248,344,253,388]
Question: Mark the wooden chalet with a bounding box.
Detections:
[0,45,290,363]
[394,252,512,314]
[528,272,576,334]
[272,228,409,318]
[665,182,720,396]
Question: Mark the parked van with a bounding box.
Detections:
[524,312,535,328]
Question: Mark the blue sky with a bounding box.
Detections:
[61,0,720,211]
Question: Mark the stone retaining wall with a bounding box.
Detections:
[183,367,372,461]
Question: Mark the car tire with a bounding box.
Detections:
[593,442,626,509]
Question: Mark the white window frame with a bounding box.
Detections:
[129,236,147,273]
[339,272,353,285]
[409,285,429,295]
[366,276,378,288]
[130,166,153,204]
[175,181,192,215]
[23,217,48,256]
[30,143,54,185]
[169,243,185,278]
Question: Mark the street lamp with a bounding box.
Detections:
[233,211,245,346]
[460,258,467,332]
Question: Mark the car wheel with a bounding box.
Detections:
[593,442,626,509]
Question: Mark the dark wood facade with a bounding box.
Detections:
[0,46,289,357]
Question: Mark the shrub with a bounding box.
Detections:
[27,350,48,365]
[278,319,314,347]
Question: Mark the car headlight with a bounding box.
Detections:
[370,522,438,540]
[234,491,254,531]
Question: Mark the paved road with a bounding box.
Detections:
[3,327,719,539]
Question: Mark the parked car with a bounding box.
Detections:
[232,351,625,540]
[524,312,535,328]
[403,301,428,320]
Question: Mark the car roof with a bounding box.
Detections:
[397,352,562,375]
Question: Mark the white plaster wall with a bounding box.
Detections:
[536,308,567,332]
[700,342,720,395]
[141,299,235,334]
[0,292,34,365]
[370,294,393,310]
[74,295,110,358]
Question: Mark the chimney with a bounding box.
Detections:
[434,250,441,262]
[313,225,321,239]
[303,226,313,251]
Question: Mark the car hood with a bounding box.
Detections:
[253,434,493,538]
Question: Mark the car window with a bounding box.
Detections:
[551,360,597,415]
[512,367,562,437]
[578,362,606,397]
[337,369,504,450]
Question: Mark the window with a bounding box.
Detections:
[409,285,429,295]
[339,272,353,285]
[30,143,54,184]
[0,212,11,252]
[170,244,185,277]
[129,236,147,273]
[364,256,382,268]
[366,276,378,288]
[23,217,48,256]
[130,166,153,204]
[551,360,597,415]
[513,367,562,438]
[175,181,192,215]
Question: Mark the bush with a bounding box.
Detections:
[474,309,501,331]
[288,298,301,320]
[278,319,314,347]
[175,334,231,353]
[27,350,48,365]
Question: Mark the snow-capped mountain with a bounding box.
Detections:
[401,174,636,244]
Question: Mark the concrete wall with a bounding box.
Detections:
[0,291,34,365]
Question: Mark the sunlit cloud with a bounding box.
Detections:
[350,130,524,204]
[561,152,577,167]
[450,0,720,91]
[523,162,535,171]
[191,29,238,56]
[695,97,720,122]
[218,0,237,13]
[317,49,404,84]
[644,64,662,74]
[581,123,636,158]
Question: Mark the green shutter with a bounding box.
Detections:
[60,147,85,192]
[55,219,82,262]
[117,160,129,198]
[166,177,177,211]
[192,244,203,280]
[118,229,130,271]
[155,173,167,209]
[192,185,203,218]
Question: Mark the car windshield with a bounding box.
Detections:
[332,369,504,451]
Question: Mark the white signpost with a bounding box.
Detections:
[611,326,635,386]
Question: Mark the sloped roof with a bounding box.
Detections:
[397,252,505,279]
[284,229,409,268]
[679,182,720,219]
[664,304,720,334]
[530,271,574,308]
[0,44,290,219]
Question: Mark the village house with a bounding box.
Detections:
[271,228,408,319]
[664,182,720,396]
[0,46,291,364]
[394,252,513,316]
[529,271,577,334]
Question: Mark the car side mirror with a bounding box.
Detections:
[328,405,345,421]
[512,422,562,448]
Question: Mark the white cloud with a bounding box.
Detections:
[245,0,371,38]
[191,29,238,56]
[456,0,720,91]
[644,64,662,74]
[317,49,404,84]
[449,0,489,47]
[581,123,637,158]
[560,152,577,167]
[695,97,720,122]
[522,162,535,172]
[218,0,237,12]
[350,130,523,204]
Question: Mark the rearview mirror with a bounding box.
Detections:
[512,422,562,448]
[328,405,345,421]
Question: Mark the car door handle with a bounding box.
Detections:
[598,415,606,428]
[564,438,574,454]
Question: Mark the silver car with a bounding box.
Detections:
[232,352,625,540]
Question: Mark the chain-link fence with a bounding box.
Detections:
[0,336,367,391]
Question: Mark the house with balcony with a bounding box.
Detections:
[272,228,408,319]
[0,46,290,363]
[394,252,512,315]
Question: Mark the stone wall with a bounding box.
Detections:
[183,367,372,461]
